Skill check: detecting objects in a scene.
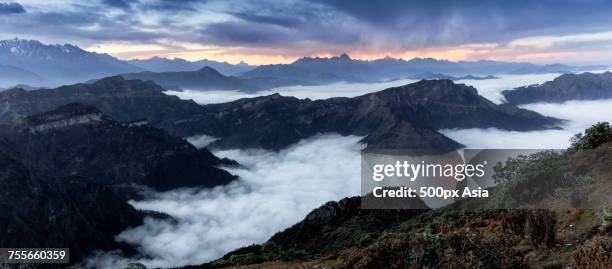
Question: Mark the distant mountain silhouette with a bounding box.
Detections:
[121,66,261,91]
[1,39,604,89]
[192,59,255,75]
[241,54,604,87]
[128,56,200,72]
[128,56,255,75]
[0,64,46,88]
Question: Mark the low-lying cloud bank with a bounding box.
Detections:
[165,73,567,105]
[441,99,612,148]
[85,134,364,268]
[165,78,419,104]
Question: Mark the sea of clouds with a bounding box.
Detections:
[165,78,419,104]
[86,134,364,268]
[87,71,612,268]
[441,99,612,148]
[165,73,561,105]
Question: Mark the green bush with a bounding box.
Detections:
[492,151,573,207]
[570,122,612,150]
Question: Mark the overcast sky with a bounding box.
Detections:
[3,0,612,64]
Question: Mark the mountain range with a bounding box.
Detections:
[239,54,605,86]
[0,38,606,91]
[502,71,612,104]
[0,76,561,151]
[118,54,605,91]
[188,79,560,150]
[0,39,256,88]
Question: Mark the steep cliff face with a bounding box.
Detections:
[0,153,144,262]
[0,103,237,193]
[502,72,612,104]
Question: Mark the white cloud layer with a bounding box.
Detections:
[165,78,420,104]
[165,73,566,105]
[441,99,612,149]
[85,134,364,268]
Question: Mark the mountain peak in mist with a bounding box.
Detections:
[338,53,351,60]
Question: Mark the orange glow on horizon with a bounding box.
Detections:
[100,43,592,66]
[115,49,484,65]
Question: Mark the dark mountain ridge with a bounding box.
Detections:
[188,79,561,150]
[0,77,561,151]
[0,63,46,88]
[502,72,612,104]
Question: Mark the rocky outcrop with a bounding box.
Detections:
[502,72,612,104]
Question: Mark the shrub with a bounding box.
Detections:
[570,122,612,150]
[526,210,557,247]
[570,235,612,268]
[492,151,573,207]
